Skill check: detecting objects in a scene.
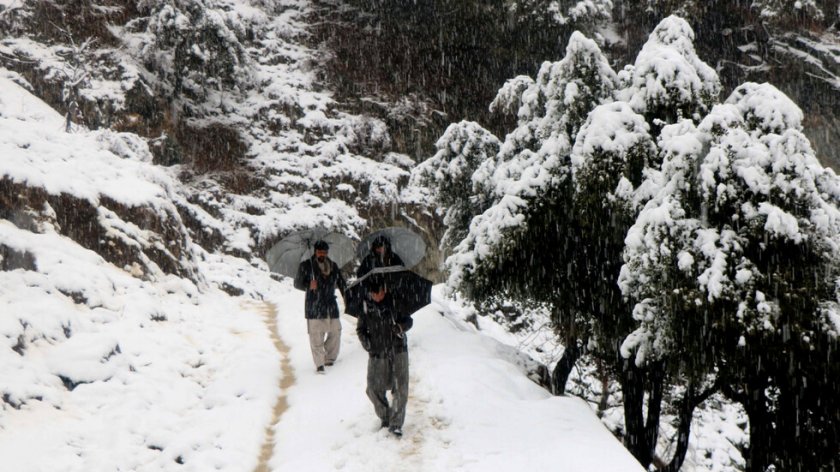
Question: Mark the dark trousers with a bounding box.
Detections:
[366,351,409,428]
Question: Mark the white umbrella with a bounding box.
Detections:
[266,227,355,278]
[357,227,427,270]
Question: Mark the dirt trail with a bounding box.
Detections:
[244,301,295,472]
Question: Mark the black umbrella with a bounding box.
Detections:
[345,266,432,318]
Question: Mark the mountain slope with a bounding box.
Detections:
[0,74,281,471]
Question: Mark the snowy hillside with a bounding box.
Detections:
[3,1,838,470]
[0,73,280,470]
[0,66,645,471]
[0,0,420,266]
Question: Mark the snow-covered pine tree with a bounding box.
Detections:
[442,31,618,397]
[488,75,534,119]
[131,0,252,109]
[620,82,840,471]
[566,16,718,468]
[568,100,662,466]
[439,15,729,469]
[411,121,500,252]
[505,30,618,157]
[618,14,720,131]
[616,113,734,470]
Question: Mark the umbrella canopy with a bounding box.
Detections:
[357,227,427,270]
[345,266,432,318]
[266,227,355,277]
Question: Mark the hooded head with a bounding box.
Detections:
[371,235,391,256]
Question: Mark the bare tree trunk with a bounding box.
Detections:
[743,384,773,472]
[659,381,719,472]
[644,364,664,452]
[597,358,609,416]
[65,102,75,133]
[549,303,579,396]
[622,360,666,469]
[550,341,579,395]
[723,377,773,472]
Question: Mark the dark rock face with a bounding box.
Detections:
[0,177,199,282]
[316,1,840,168]
[611,2,840,168]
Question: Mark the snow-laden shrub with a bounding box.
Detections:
[619,15,720,123]
[489,75,535,118]
[753,0,824,26]
[412,121,501,251]
[511,0,613,27]
[620,82,840,470]
[132,0,253,103]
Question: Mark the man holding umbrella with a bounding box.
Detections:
[356,275,413,437]
[294,240,347,374]
[357,235,404,278]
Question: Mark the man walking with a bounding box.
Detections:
[294,240,347,374]
[356,277,413,437]
[357,235,404,278]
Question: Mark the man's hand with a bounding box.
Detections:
[309,279,317,290]
[391,324,403,337]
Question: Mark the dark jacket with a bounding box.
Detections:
[294,256,347,319]
[356,292,413,358]
[357,251,405,279]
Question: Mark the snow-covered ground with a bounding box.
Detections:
[269,284,644,472]
[0,215,282,471]
[0,235,645,472]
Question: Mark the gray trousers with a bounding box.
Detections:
[366,351,409,428]
[307,318,341,368]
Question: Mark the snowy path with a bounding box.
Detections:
[242,301,295,472]
[264,286,644,472]
[265,289,454,471]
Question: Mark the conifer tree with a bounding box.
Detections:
[412,121,501,251]
[133,0,251,108]
[437,16,728,468]
[568,100,662,465]
[621,82,840,471]
[444,31,618,396]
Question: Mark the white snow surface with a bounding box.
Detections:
[0,222,280,472]
[0,76,174,208]
[0,246,647,472]
[0,68,645,471]
[268,285,644,472]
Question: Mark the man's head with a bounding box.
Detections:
[314,240,329,262]
[369,285,387,303]
[366,277,387,302]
